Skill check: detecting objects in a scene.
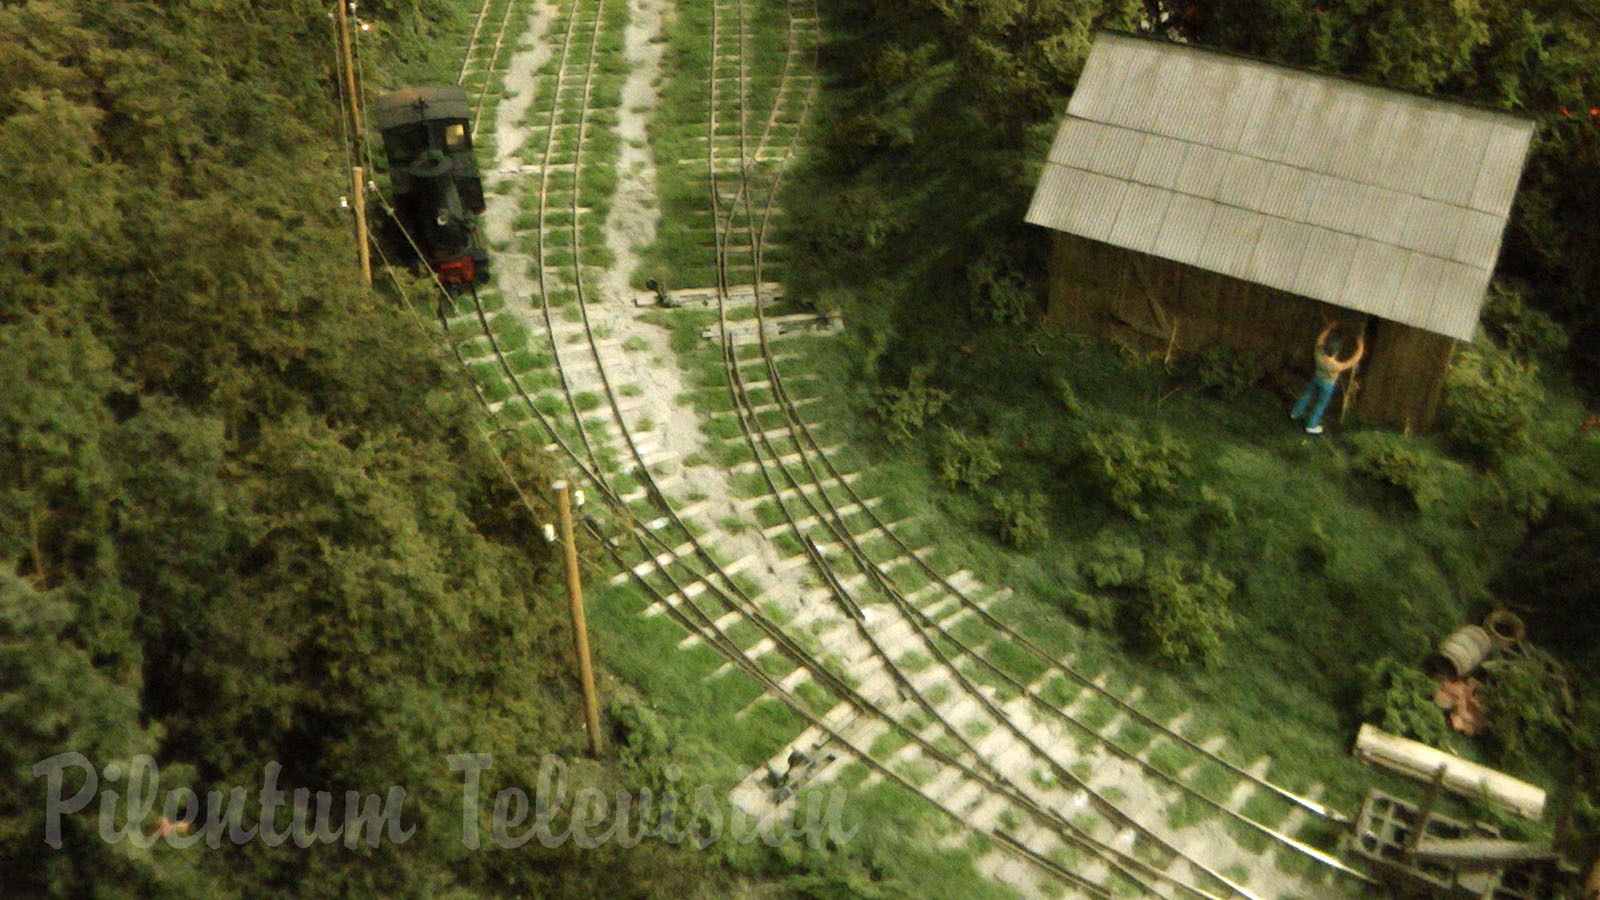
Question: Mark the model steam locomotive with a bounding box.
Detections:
[374,85,490,286]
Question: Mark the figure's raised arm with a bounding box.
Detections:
[1317,322,1337,345]
[1349,333,1366,367]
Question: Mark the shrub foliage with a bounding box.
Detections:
[1443,345,1539,463]
[989,489,1049,549]
[1074,416,1190,520]
[1355,657,1458,749]
[937,427,1002,489]
[1348,432,1445,511]
[1128,557,1237,669]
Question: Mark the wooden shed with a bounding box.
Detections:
[1026,32,1537,431]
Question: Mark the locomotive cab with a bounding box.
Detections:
[374,86,490,287]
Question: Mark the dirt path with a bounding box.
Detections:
[466,1,1355,896]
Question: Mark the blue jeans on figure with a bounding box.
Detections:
[1292,377,1336,431]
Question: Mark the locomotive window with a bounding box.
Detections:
[392,126,429,161]
[444,123,469,152]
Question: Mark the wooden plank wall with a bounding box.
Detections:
[1356,319,1455,431]
[1048,233,1448,429]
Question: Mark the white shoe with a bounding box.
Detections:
[1305,425,1323,435]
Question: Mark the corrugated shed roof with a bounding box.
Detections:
[1026,32,1536,341]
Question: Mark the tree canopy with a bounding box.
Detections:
[0,2,699,895]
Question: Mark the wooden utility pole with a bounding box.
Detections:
[334,0,371,284]
[350,165,371,284]
[554,481,603,755]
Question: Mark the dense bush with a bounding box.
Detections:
[1482,654,1574,773]
[1442,345,1539,463]
[1128,557,1237,669]
[1499,450,1568,521]
[966,248,1037,327]
[1482,282,1569,362]
[937,427,1002,489]
[1355,657,1457,749]
[872,365,949,443]
[989,489,1049,549]
[1080,533,1146,589]
[1348,431,1445,511]
[1059,588,1116,629]
[1074,415,1190,520]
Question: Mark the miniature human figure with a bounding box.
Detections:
[646,277,675,308]
[1291,322,1364,435]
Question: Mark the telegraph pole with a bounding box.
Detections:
[351,165,371,284]
[334,0,372,284]
[554,481,603,755]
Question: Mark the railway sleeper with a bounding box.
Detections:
[615,541,756,589]
[733,470,860,512]
[728,441,840,475]
[702,312,841,343]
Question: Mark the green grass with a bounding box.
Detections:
[714,322,1598,834]
[447,0,1588,886]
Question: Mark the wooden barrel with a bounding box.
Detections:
[1436,625,1493,677]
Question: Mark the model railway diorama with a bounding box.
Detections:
[23,0,1600,896]
[347,7,1599,900]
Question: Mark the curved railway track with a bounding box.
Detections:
[457,0,497,85]
[374,0,1377,896]
[440,0,1198,892]
[501,7,1184,889]
[702,1,1376,897]
[462,0,520,136]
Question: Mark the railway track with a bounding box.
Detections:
[697,1,1211,895]
[501,8,1110,885]
[457,0,521,136]
[386,0,1380,896]
[437,11,1161,893]
[457,0,497,85]
[699,1,1378,898]
[440,0,1193,891]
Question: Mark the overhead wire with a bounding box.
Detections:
[329,5,360,215]
[348,0,382,178]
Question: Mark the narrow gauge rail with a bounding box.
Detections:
[403,0,1369,896]
[456,0,497,85]
[509,0,1168,888]
[530,0,609,474]
[419,2,1162,892]
[446,0,1180,892]
[708,0,1376,896]
[702,1,1214,896]
[709,3,1176,896]
[461,0,520,136]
